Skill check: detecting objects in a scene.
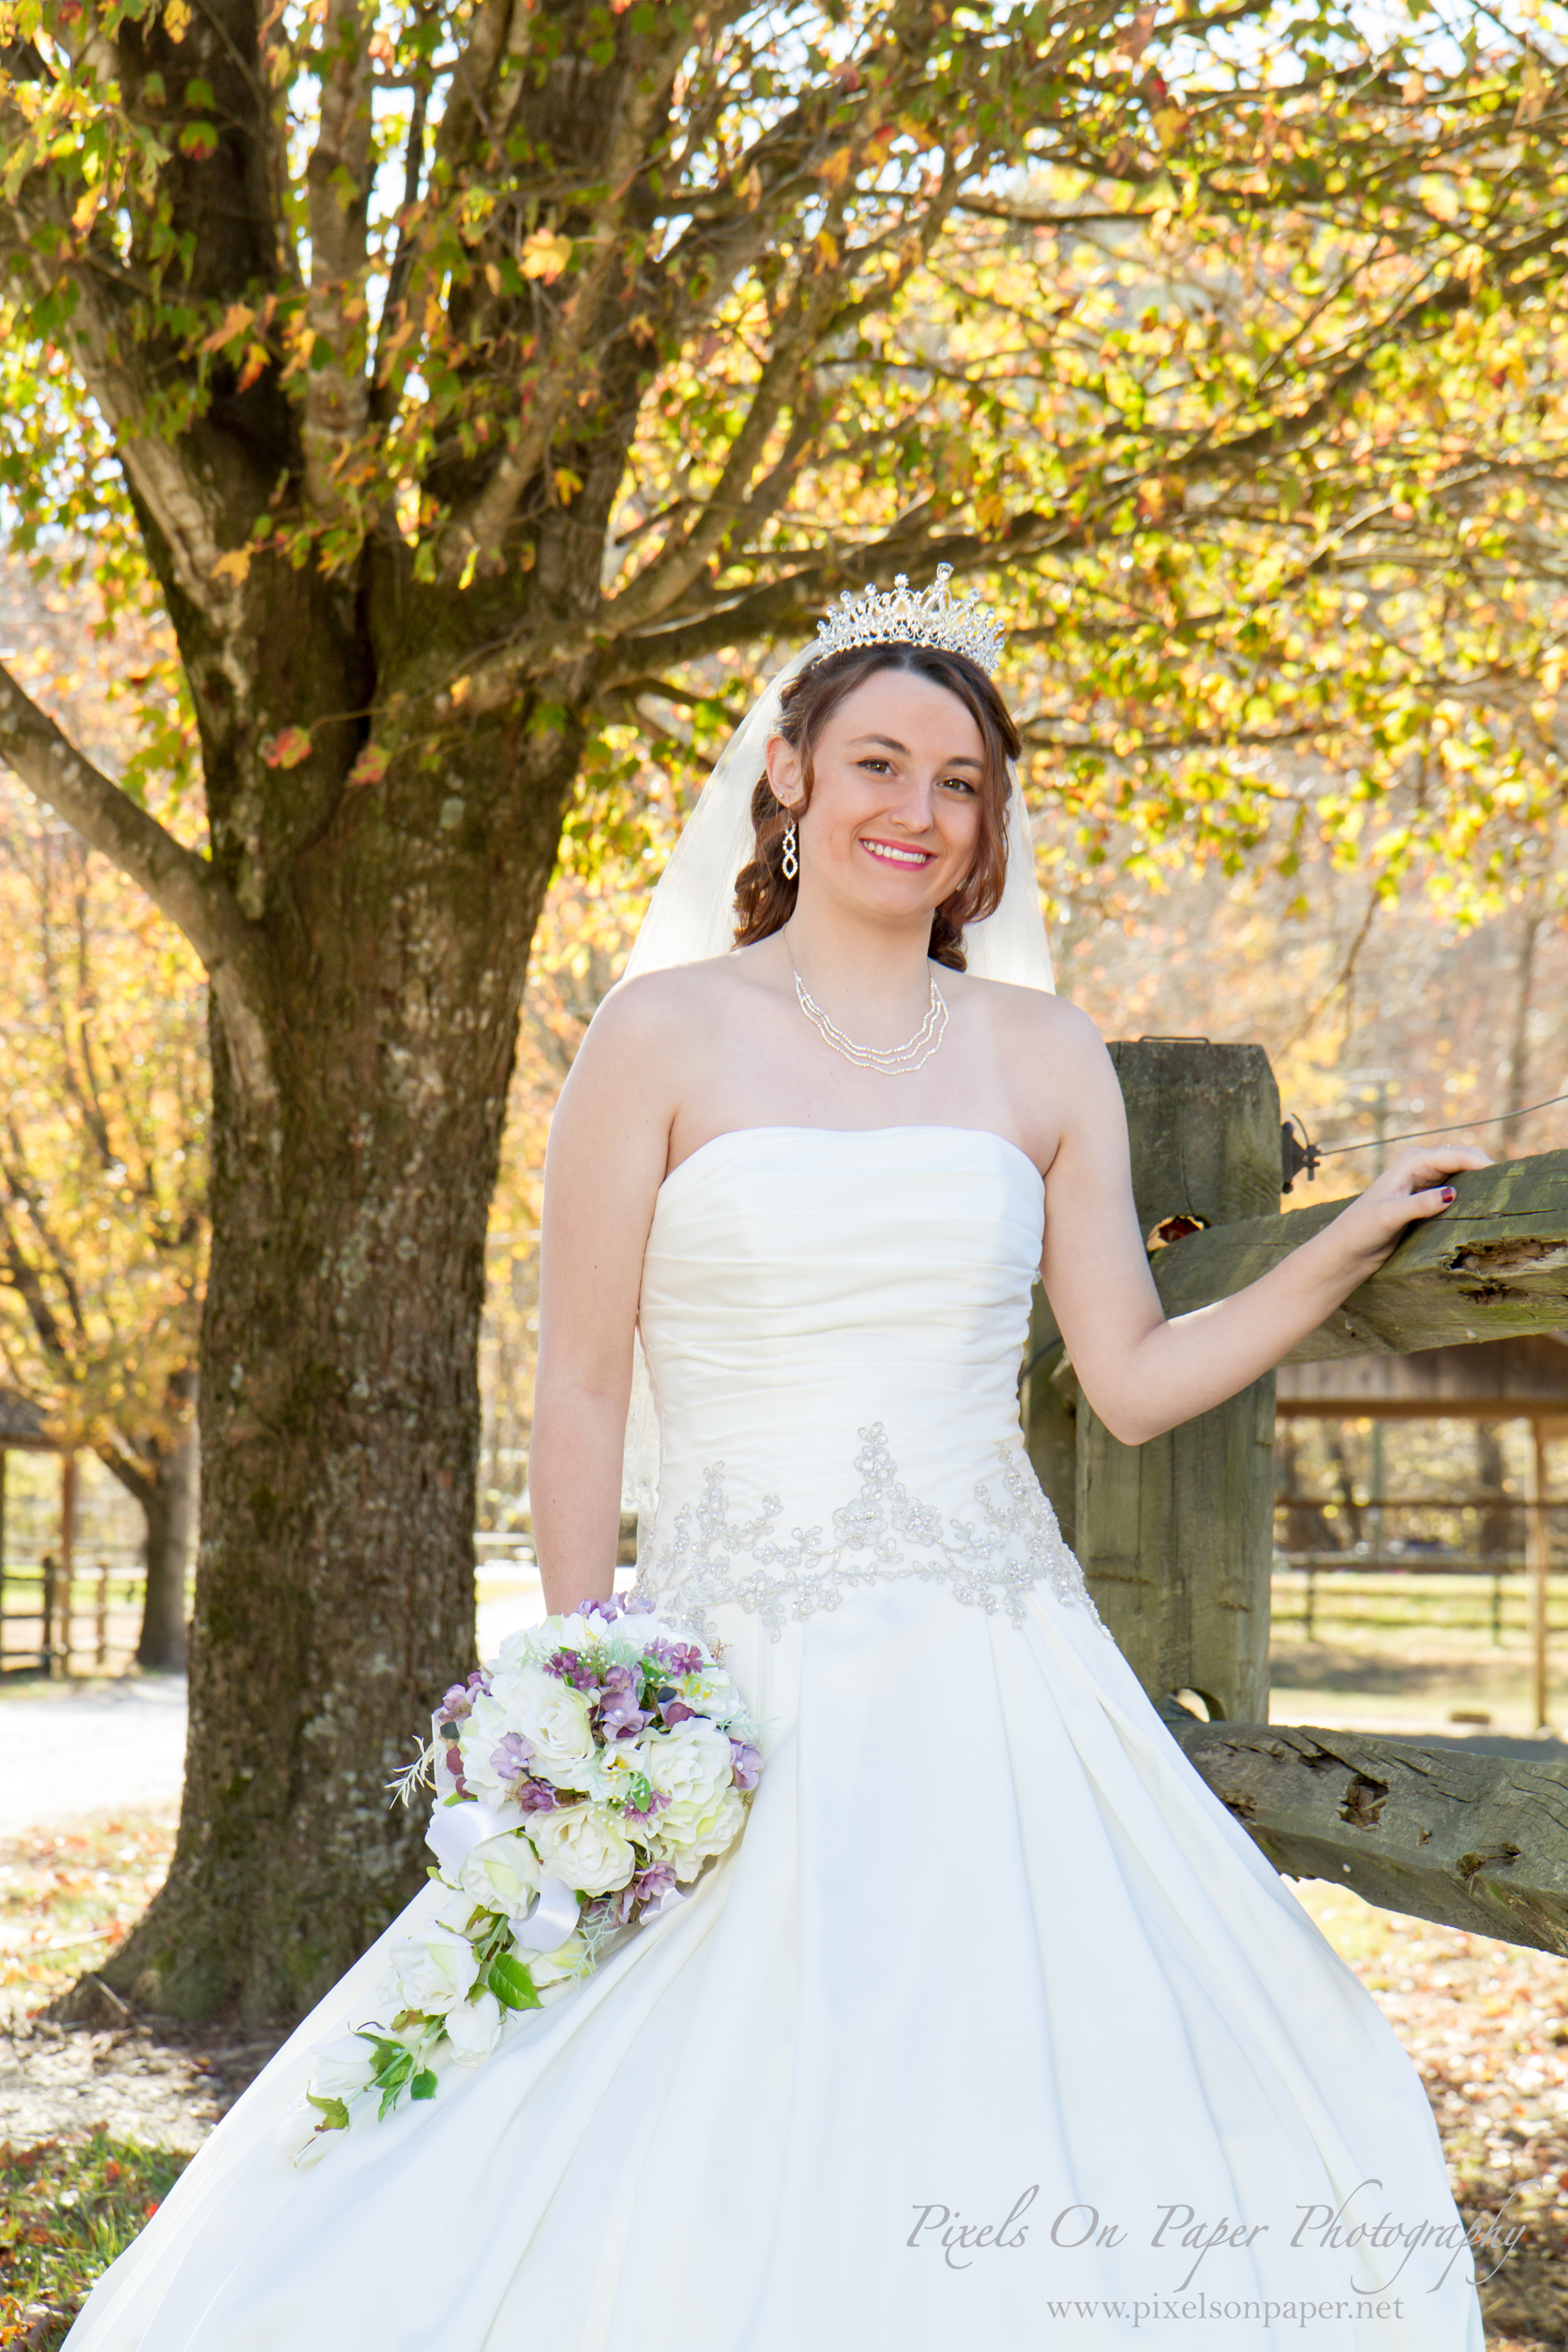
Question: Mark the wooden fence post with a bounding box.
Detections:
[1525,1418,1552,1733]
[57,1450,77,1678]
[1075,1040,1282,1723]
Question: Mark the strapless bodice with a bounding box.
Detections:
[631,1127,1100,1640]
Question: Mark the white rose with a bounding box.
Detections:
[529,1802,637,1896]
[373,1926,479,2020]
[455,1692,525,1805]
[456,1828,543,1916]
[675,1664,744,1723]
[643,1717,733,1815]
[658,1782,746,1881]
[495,1614,593,1677]
[443,1988,505,2062]
[481,1665,596,1787]
[579,1740,648,1806]
[528,1932,586,1991]
[305,2033,377,2102]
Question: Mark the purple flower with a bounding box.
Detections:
[441,1683,473,1721]
[658,1697,696,1727]
[514,1779,559,1814]
[596,1664,649,1741]
[622,1594,655,1616]
[580,1594,622,1625]
[546,1647,602,1694]
[632,1861,676,1906]
[643,1636,702,1677]
[444,1745,469,1795]
[728,1738,762,1790]
[623,1787,669,1826]
[489,1731,534,1783]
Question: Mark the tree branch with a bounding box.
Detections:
[0,666,275,1108]
[302,0,376,518]
[435,7,698,577]
[0,667,248,975]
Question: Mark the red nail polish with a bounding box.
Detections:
[1440,1186,1456,1204]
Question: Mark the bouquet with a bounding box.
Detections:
[289,1594,762,2161]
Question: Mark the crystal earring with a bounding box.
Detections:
[781,818,799,881]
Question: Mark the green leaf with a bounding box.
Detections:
[410,2069,439,2101]
[305,2092,350,2130]
[488,1952,541,2011]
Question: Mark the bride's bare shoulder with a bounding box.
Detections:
[579,951,772,1059]
[960,973,1109,1062]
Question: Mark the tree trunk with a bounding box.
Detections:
[135,1421,196,1674]
[94,698,578,2022]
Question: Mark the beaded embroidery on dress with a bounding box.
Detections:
[632,1421,1106,1645]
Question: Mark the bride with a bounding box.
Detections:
[70,579,1488,2350]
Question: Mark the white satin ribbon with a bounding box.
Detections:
[424,1796,524,1877]
[509,1873,583,1951]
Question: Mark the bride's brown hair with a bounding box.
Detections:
[731,642,1021,972]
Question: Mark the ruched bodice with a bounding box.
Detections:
[641,1125,1040,1492]
[632,1127,1096,1639]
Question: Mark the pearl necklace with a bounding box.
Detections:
[789,956,948,1075]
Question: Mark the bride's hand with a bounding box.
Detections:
[1324,1142,1493,1278]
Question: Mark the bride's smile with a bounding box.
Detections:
[765,668,985,923]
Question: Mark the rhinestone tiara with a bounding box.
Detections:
[814,562,1005,675]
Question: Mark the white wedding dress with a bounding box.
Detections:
[71,1127,1483,2351]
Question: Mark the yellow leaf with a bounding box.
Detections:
[202,302,256,354]
[164,0,191,38]
[280,326,318,380]
[813,229,840,270]
[483,263,502,298]
[211,548,252,585]
[237,342,269,394]
[554,467,583,505]
[520,230,573,283]
[1515,54,1548,126]
[816,147,853,191]
[1150,105,1187,151]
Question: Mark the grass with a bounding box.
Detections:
[1269,1569,1568,1736]
[0,2131,188,2348]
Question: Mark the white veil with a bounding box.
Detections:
[616,637,1055,1519]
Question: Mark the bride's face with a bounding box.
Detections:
[769,671,985,918]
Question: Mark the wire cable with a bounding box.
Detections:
[1318,1091,1568,1158]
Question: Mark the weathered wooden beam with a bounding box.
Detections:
[1168,1713,1568,1958]
[1075,1044,1280,1723]
[1152,1150,1568,1360]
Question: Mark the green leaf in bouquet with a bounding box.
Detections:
[305,2092,350,2131]
[410,2069,439,2101]
[487,1952,542,2011]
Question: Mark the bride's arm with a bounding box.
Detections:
[1032,1007,1488,1447]
[530,985,678,1612]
